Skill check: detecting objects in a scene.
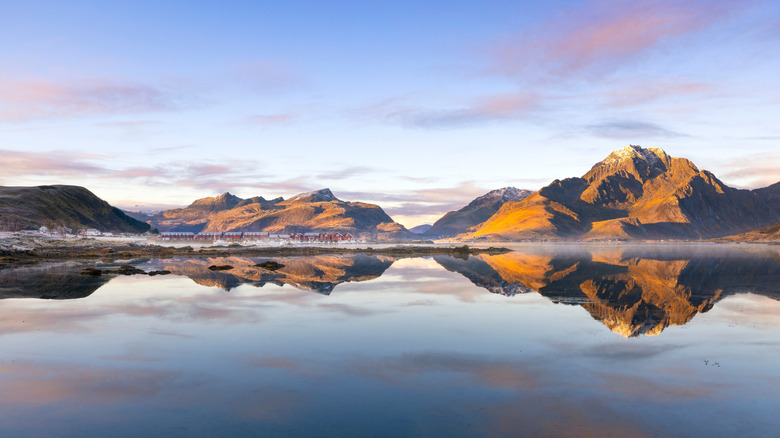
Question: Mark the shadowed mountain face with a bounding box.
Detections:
[408,224,432,234]
[141,254,397,294]
[0,263,111,300]
[720,183,780,241]
[466,146,779,241]
[424,187,533,238]
[144,189,415,240]
[753,181,780,217]
[0,185,150,233]
[435,247,780,337]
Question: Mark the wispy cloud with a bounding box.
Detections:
[112,160,273,193]
[244,113,299,126]
[597,79,714,108]
[0,149,107,178]
[338,182,504,225]
[95,120,162,129]
[585,120,686,139]
[147,145,196,153]
[0,77,191,122]
[489,0,735,82]
[711,152,780,188]
[338,181,491,206]
[359,93,540,129]
[315,166,378,181]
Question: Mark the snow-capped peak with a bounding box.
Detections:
[469,187,532,208]
[604,145,664,169]
[288,188,339,203]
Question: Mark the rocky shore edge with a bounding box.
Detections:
[0,239,511,268]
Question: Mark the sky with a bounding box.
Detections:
[1,0,779,227]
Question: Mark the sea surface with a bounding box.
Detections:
[0,244,778,437]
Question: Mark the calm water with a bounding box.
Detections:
[0,245,778,437]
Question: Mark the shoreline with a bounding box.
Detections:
[1,232,777,268]
[0,238,512,267]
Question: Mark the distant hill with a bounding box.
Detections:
[464,145,779,241]
[408,224,432,234]
[424,187,533,238]
[0,185,151,233]
[720,220,780,242]
[144,188,416,240]
[753,181,780,217]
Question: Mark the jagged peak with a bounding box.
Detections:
[603,145,666,167]
[471,187,533,206]
[188,191,243,210]
[287,188,340,203]
[583,145,673,184]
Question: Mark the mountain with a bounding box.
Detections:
[424,187,533,238]
[465,145,779,241]
[408,224,432,234]
[0,185,151,233]
[145,188,416,240]
[753,181,780,217]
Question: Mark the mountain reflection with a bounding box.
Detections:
[436,247,780,337]
[142,254,397,294]
[0,263,110,300]
[2,246,778,338]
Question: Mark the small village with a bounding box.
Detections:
[156,231,354,242]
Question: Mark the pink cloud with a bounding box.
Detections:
[359,92,540,129]
[0,77,185,121]
[712,153,780,188]
[338,182,507,226]
[490,0,735,80]
[245,113,299,126]
[0,149,107,178]
[599,79,714,107]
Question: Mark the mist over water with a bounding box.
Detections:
[0,245,778,437]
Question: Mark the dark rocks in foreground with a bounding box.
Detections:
[255,261,285,271]
[79,266,172,276]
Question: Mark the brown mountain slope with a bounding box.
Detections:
[0,185,150,233]
[466,145,779,241]
[146,189,415,240]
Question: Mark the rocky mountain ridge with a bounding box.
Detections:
[465,145,779,241]
[144,188,416,240]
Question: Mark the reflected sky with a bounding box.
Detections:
[0,245,778,437]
